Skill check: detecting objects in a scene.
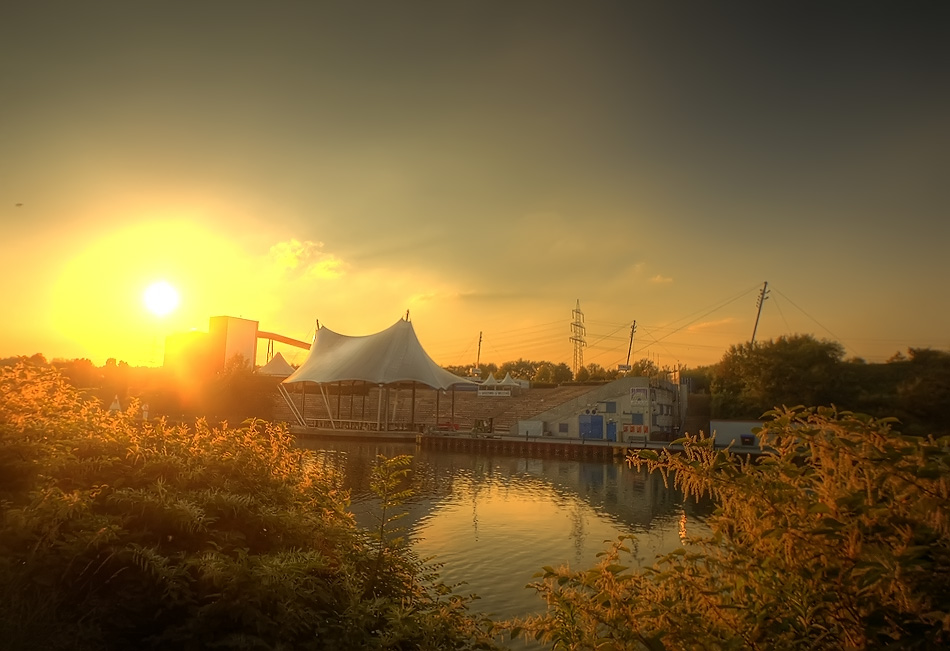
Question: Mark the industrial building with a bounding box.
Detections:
[164,316,309,379]
[517,375,689,443]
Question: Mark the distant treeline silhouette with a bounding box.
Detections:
[4,334,947,435]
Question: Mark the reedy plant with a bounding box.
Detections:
[0,363,496,650]
[504,407,950,650]
[359,453,497,648]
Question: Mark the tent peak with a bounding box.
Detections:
[283,318,474,390]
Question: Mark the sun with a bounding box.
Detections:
[143,280,180,316]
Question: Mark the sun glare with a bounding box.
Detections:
[143,281,180,317]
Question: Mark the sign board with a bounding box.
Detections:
[623,424,649,433]
[478,389,512,397]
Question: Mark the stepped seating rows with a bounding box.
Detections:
[273,384,598,432]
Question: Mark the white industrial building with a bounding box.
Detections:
[518,376,688,443]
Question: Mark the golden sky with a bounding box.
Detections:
[1,1,947,369]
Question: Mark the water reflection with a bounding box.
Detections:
[299,438,712,633]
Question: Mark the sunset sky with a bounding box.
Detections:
[2,1,947,370]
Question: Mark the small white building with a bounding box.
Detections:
[710,420,763,452]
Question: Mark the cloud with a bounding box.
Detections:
[405,288,528,308]
[269,239,346,279]
[650,274,673,284]
[306,257,345,279]
[453,290,533,303]
[688,317,737,332]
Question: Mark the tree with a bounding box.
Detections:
[0,363,497,650]
[98,356,130,405]
[201,354,276,423]
[552,362,574,384]
[504,408,950,650]
[442,364,475,378]
[710,335,845,418]
[895,348,950,436]
[584,363,616,382]
[626,357,661,379]
[498,358,537,380]
[476,363,499,380]
[51,357,99,389]
[534,362,574,384]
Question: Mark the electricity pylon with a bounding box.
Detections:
[570,299,587,376]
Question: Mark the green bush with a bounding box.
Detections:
[506,408,950,650]
[0,363,495,650]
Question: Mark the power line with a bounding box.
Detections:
[771,287,852,353]
[646,285,759,349]
[660,283,762,331]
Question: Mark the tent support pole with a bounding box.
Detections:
[376,384,383,431]
[436,389,441,428]
[389,387,396,428]
[277,384,306,428]
[319,384,337,429]
[410,382,416,429]
[336,381,342,420]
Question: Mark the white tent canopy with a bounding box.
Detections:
[481,372,499,386]
[283,319,474,390]
[499,372,521,387]
[257,352,295,377]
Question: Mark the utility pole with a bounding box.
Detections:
[474,331,482,375]
[625,320,637,367]
[751,281,770,345]
[569,299,587,376]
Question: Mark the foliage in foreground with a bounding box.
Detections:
[0,363,496,650]
[506,408,950,650]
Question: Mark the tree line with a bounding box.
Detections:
[682,335,950,436]
[1,353,277,425]
[6,333,948,436]
[447,335,950,436]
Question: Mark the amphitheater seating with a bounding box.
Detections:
[273,383,598,432]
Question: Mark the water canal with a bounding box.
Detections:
[297,437,712,647]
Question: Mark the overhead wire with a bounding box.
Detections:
[431,282,834,367]
[771,287,860,358]
[641,284,761,350]
[770,292,792,334]
[575,284,764,369]
[657,283,762,332]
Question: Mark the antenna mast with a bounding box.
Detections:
[751,281,770,345]
[570,299,587,376]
